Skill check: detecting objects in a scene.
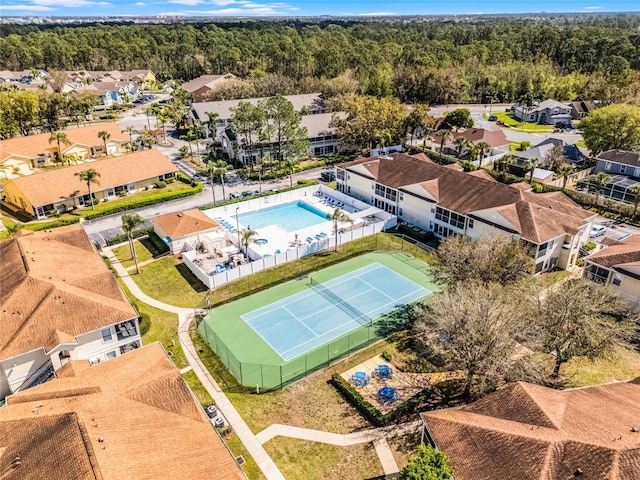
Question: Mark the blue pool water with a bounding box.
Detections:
[235,201,329,232]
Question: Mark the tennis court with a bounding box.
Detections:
[242,263,430,361]
[198,251,437,388]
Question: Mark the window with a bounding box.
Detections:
[399,192,404,201]
[468,219,474,229]
[620,165,627,174]
[605,162,612,171]
[127,183,135,191]
[105,350,117,360]
[107,188,114,196]
[398,208,403,216]
[101,328,112,342]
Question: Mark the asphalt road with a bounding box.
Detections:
[593,215,640,243]
[82,166,329,245]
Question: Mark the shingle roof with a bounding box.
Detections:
[5,149,177,207]
[0,225,138,360]
[434,128,509,149]
[341,153,592,243]
[181,74,231,93]
[1,343,245,480]
[0,123,127,161]
[586,235,640,270]
[598,150,640,168]
[153,209,219,238]
[422,379,640,480]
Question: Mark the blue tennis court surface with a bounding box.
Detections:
[241,263,430,361]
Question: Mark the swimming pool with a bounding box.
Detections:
[234,201,329,232]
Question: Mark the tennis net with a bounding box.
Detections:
[309,277,371,326]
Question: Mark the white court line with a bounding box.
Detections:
[357,277,394,301]
[282,305,319,337]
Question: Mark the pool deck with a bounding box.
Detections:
[211,195,366,259]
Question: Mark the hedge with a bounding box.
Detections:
[197,179,317,211]
[331,373,440,427]
[106,227,154,246]
[26,216,81,231]
[83,183,203,220]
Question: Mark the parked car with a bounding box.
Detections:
[229,192,242,199]
[321,171,336,181]
[488,115,498,121]
[590,225,607,238]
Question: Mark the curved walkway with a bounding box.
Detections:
[105,245,412,479]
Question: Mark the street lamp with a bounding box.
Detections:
[235,206,241,250]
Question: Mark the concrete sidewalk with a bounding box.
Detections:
[255,420,421,477]
[178,319,286,480]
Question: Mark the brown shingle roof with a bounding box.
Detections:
[1,343,245,480]
[586,235,640,269]
[5,149,177,207]
[153,209,219,238]
[0,225,137,360]
[434,128,510,149]
[422,379,640,480]
[0,123,127,161]
[342,153,592,243]
[181,75,228,92]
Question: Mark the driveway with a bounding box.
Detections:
[593,215,640,243]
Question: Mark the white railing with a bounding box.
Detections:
[185,221,385,290]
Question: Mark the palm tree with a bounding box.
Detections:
[591,172,611,208]
[438,129,453,153]
[555,163,576,191]
[158,113,169,145]
[328,208,354,251]
[239,227,258,255]
[122,126,138,151]
[6,222,23,237]
[180,130,196,159]
[98,130,111,155]
[495,154,516,172]
[121,212,144,274]
[207,160,230,202]
[48,131,70,163]
[62,154,77,166]
[476,141,492,168]
[466,144,480,164]
[283,157,299,188]
[524,158,543,183]
[75,168,101,209]
[630,184,640,219]
[204,111,220,140]
[453,137,469,156]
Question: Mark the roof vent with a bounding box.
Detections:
[573,469,583,477]
[177,213,182,217]
[631,427,638,432]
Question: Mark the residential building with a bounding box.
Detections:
[0,343,246,480]
[584,235,640,304]
[436,127,510,156]
[181,74,236,102]
[0,225,141,399]
[220,111,342,163]
[337,153,595,272]
[189,93,325,131]
[73,80,141,107]
[421,378,640,480]
[0,123,128,178]
[153,209,225,254]
[569,99,597,119]
[507,137,589,179]
[578,149,640,204]
[511,99,573,125]
[3,149,177,219]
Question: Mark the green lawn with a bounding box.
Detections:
[130,255,208,308]
[485,112,554,133]
[226,433,267,480]
[264,438,383,480]
[182,370,214,406]
[112,240,154,268]
[118,280,188,369]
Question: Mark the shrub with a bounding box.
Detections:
[154,180,167,189]
[27,216,80,231]
[84,183,202,220]
[331,374,385,426]
[105,227,153,246]
[381,351,392,362]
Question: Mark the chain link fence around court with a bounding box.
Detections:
[194,237,433,390]
[198,307,409,390]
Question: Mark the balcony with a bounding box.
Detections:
[115,321,138,341]
[120,340,141,355]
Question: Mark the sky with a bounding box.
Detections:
[1,0,639,17]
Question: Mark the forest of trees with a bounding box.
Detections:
[1,17,639,105]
